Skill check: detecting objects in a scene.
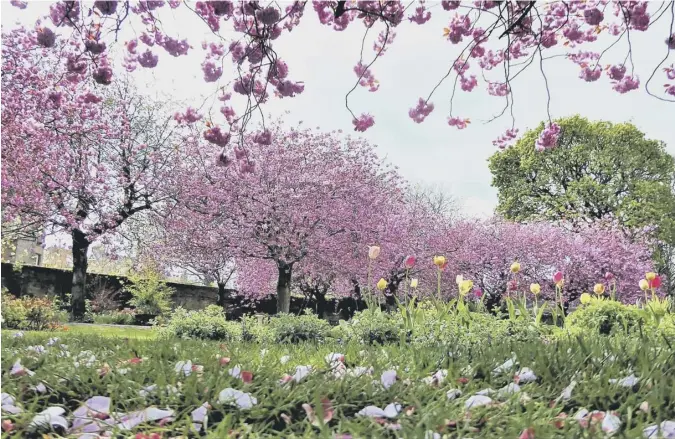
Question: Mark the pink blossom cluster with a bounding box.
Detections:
[354,62,379,92]
[535,122,561,151]
[408,99,434,124]
[492,128,519,149]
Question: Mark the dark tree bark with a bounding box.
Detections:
[217,282,228,308]
[71,228,90,319]
[276,261,292,314]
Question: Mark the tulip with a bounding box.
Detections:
[455,274,464,285]
[404,255,416,268]
[376,278,388,291]
[645,272,656,281]
[649,276,661,289]
[580,293,591,305]
[639,279,649,291]
[593,283,605,295]
[553,271,564,285]
[510,261,521,273]
[410,278,418,289]
[507,280,518,291]
[433,255,447,269]
[474,288,483,298]
[459,279,473,296]
[604,272,614,281]
[530,283,541,295]
[368,246,381,260]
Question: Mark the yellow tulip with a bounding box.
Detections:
[580,293,592,305]
[510,261,521,273]
[410,278,419,289]
[433,255,447,268]
[459,279,474,296]
[593,283,605,295]
[376,278,388,291]
[368,245,381,260]
[645,272,656,281]
[639,279,649,291]
[530,283,541,295]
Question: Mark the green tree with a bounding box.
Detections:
[488,115,675,297]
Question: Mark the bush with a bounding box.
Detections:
[157,305,242,341]
[332,309,404,344]
[565,298,645,336]
[1,291,64,331]
[125,268,174,316]
[266,311,332,343]
[88,286,122,313]
[92,309,136,325]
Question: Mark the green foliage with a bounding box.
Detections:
[489,116,675,227]
[157,305,242,341]
[1,291,65,330]
[565,298,645,336]
[125,268,174,316]
[92,309,137,325]
[332,309,405,344]
[266,310,332,343]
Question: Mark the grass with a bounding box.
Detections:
[2,328,674,438]
[2,323,156,340]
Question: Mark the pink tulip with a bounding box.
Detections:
[604,272,614,281]
[404,255,416,268]
[473,288,483,298]
[553,271,564,284]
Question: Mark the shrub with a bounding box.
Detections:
[157,305,242,341]
[332,309,404,344]
[266,311,332,343]
[88,286,122,314]
[565,298,645,336]
[1,291,64,331]
[125,268,174,316]
[92,308,136,325]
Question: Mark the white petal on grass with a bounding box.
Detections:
[515,367,537,384]
[497,383,521,398]
[602,412,622,436]
[175,360,193,376]
[464,395,493,409]
[229,365,242,379]
[609,374,640,388]
[643,420,675,438]
[292,365,312,382]
[381,370,397,389]
[29,406,69,431]
[71,396,111,432]
[218,388,257,409]
[10,359,35,376]
[493,355,517,375]
[118,407,175,430]
[476,388,495,396]
[280,355,290,365]
[1,393,22,414]
[191,402,209,432]
[357,403,401,418]
[574,408,590,420]
[559,380,577,401]
[446,389,462,401]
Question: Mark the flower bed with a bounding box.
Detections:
[1,329,674,438]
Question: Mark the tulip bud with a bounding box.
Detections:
[580,293,591,305]
[376,278,388,291]
[510,261,521,273]
[593,283,605,295]
[604,272,614,281]
[433,255,447,269]
[455,274,464,285]
[530,283,541,295]
[368,246,381,260]
[645,272,656,281]
[553,271,564,285]
[410,278,419,289]
[639,279,649,291]
[404,255,416,268]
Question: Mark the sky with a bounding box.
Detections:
[2,0,675,224]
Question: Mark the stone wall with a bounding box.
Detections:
[0,263,364,320]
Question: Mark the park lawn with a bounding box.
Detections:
[1,330,674,438]
[2,323,156,340]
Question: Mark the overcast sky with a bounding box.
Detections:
[3,1,674,222]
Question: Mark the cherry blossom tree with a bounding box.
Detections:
[171,119,405,313]
[6,1,674,152]
[1,27,181,318]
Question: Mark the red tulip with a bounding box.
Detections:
[553,271,564,285]
[649,276,662,289]
[474,288,483,298]
[404,255,416,268]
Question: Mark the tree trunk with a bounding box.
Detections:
[217,282,228,308]
[71,228,90,320]
[314,292,328,318]
[276,262,292,314]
